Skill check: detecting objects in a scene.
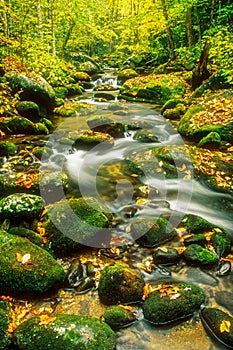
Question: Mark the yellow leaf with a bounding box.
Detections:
[16,253,22,263]
[39,314,56,326]
[220,319,231,333]
[142,283,154,300]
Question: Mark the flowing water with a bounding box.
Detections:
[13,72,233,348]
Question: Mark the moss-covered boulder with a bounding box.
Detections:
[142,282,205,324]
[0,116,49,135]
[87,115,125,137]
[53,86,68,99]
[119,74,186,104]
[42,197,112,253]
[66,83,84,97]
[8,73,55,115]
[39,171,69,203]
[183,233,207,246]
[178,95,233,142]
[198,132,221,148]
[78,61,100,75]
[153,247,180,265]
[211,231,231,258]
[55,101,97,117]
[131,217,177,247]
[94,92,115,101]
[0,300,11,349]
[102,305,137,328]
[15,101,40,121]
[74,130,114,149]
[0,171,40,197]
[117,69,138,84]
[13,314,116,350]
[0,141,17,156]
[183,244,219,266]
[9,226,45,248]
[0,231,65,293]
[98,264,145,305]
[200,307,233,348]
[182,214,219,233]
[0,193,44,220]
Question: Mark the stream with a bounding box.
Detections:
[13,71,233,349]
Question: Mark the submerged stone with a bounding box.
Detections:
[131,217,177,247]
[0,193,44,220]
[142,282,205,325]
[200,307,233,349]
[0,231,65,293]
[98,264,145,305]
[87,115,125,137]
[0,141,17,156]
[153,247,180,265]
[183,244,219,266]
[12,314,116,350]
[103,305,137,328]
[133,129,159,143]
[211,231,232,258]
[183,214,218,233]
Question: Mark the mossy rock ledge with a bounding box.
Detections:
[0,231,65,293]
[200,307,233,348]
[183,244,219,266]
[103,305,137,328]
[12,314,116,350]
[98,264,145,305]
[0,193,45,220]
[142,282,205,325]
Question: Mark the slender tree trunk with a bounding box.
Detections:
[1,0,9,38]
[194,6,202,41]
[185,7,194,48]
[51,0,56,55]
[62,20,75,53]
[210,0,215,23]
[37,0,43,42]
[160,0,175,59]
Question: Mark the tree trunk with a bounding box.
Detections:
[62,20,75,54]
[51,0,56,55]
[1,0,9,38]
[160,0,175,59]
[37,0,43,42]
[191,42,211,90]
[210,0,215,23]
[185,7,194,48]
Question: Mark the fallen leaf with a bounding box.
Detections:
[220,319,231,333]
[38,314,56,326]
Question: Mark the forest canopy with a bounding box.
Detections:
[0,0,233,75]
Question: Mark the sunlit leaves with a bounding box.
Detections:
[220,319,231,333]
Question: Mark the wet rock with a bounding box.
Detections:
[0,141,17,156]
[94,84,117,91]
[183,233,207,246]
[78,61,100,75]
[39,171,69,204]
[153,247,180,265]
[0,300,11,349]
[211,230,231,258]
[200,307,233,349]
[0,171,40,197]
[12,314,116,350]
[66,83,85,97]
[67,262,95,293]
[102,305,137,328]
[15,101,40,121]
[119,73,186,104]
[183,244,219,266]
[216,261,231,276]
[0,231,65,293]
[0,193,44,221]
[133,129,159,143]
[55,101,97,117]
[72,71,91,82]
[87,115,125,137]
[161,98,184,114]
[215,291,233,311]
[54,86,68,99]
[142,282,205,325]
[42,197,112,253]
[131,217,177,247]
[98,264,145,305]
[94,92,115,101]
[163,107,183,120]
[0,116,49,135]
[8,72,55,115]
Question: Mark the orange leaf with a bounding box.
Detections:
[38,314,56,326]
[220,320,231,333]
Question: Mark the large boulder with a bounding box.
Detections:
[0,231,65,293]
[13,314,116,350]
[8,73,55,115]
[119,73,186,104]
[0,116,49,135]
